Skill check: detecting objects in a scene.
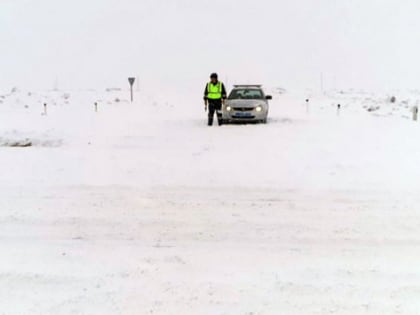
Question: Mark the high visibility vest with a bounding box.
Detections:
[207,82,223,99]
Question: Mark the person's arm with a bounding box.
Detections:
[221,83,227,103]
[203,83,208,110]
[204,83,209,100]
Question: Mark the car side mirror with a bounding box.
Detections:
[265,95,272,100]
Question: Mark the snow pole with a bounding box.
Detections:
[43,103,47,115]
[128,77,135,102]
[305,99,309,114]
[413,106,418,121]
[337,104,341,116]
[95,102,98,112]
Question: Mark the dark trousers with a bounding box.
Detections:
[208,99,223,126]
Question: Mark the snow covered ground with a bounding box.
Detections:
[1,87,420,314]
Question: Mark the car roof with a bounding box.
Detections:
[233,84,262,88]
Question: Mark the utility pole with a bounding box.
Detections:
[53,77,59,91]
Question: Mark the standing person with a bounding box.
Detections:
[204,73,227,126]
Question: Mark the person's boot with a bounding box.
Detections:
[208,117,213,126]
[217,111,223,126]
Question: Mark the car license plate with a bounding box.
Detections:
[235,112,252,117]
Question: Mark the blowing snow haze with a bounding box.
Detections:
[4,1,420,314]
[1,0,420,91]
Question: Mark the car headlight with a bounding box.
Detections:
[226,105,232,111]
[255,105,263,112]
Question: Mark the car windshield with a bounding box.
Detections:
[229,89,264,100]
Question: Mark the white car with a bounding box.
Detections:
[222,85,272,124]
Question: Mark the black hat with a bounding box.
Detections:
[210,73,218,79]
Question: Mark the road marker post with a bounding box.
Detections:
[128,77,136,102]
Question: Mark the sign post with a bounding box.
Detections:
[128,77,136,102]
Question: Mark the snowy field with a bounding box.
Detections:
[1,87,420,314]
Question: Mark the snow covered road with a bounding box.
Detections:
[1,89,420,314]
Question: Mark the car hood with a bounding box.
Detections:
[226,99,266,108]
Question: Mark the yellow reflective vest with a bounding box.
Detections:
[207,82,223,100]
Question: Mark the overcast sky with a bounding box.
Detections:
[1,0,420,92]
